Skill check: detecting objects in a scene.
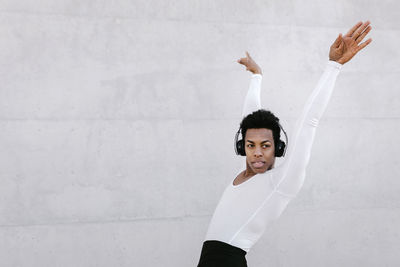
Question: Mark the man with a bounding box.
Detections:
[197,21,372,267]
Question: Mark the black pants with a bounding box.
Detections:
[197,240,248,267]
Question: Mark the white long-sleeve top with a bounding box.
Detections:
[204,60,342,252]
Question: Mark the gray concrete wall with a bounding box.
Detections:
[0,1,399,266]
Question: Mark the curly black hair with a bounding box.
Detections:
[239,109,281,147]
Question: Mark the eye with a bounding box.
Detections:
[262,144,271,148]
[247,144,254,148]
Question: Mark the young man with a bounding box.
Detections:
[197,21,372,267]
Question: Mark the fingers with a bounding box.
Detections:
[356,38,372,53]
[237,51,252,65]
[352,21,371,40]
[237,57,246,65]
[355,25,372,43]
[344,21,362,37]
[338,39,344,50]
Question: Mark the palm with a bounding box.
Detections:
[330,36,359,63]
[329,21,372,64]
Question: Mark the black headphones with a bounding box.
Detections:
[234,123,288,157]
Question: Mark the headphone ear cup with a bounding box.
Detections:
[275,141,286,157]
[236,139,246,156]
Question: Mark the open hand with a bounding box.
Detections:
[329,21,372,64]
[237,51,262,75]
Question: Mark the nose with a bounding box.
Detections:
[254,146,262,157]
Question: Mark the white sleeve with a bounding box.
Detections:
[274,60,342,197]
[241,74,263,117]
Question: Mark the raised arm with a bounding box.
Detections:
[273,21,372,196]
[237,52,263,117]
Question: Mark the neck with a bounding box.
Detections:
[244,162,257,178]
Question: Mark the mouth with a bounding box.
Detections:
[252,161,266,168]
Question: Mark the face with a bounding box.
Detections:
[244,128,276,174]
